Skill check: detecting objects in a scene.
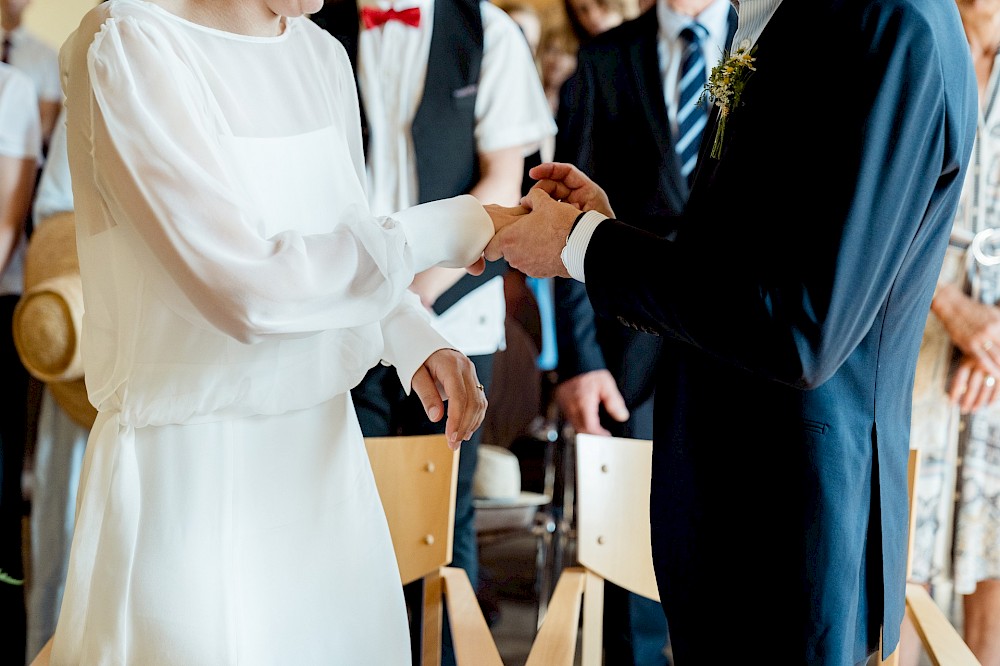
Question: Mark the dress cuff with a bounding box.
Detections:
[391,194,493,273]
[380,293,454,395]
[560,210,607,282]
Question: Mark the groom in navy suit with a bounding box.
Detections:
[483,0,978,663]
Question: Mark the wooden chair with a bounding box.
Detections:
[526,437,979,666]
[365,434,503,666]
[30,434,502,666]
[525,433,658,666]
[877,448,980,665]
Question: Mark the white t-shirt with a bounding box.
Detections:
[0,62,42,296]
[358,0,556,355]
[5,26,61,104]
[33,105,72,226]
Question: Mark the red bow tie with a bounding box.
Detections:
[360,6,422,29]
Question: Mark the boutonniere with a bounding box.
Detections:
[701,40,757,159]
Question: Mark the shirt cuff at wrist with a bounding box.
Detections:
[560,210,607,282]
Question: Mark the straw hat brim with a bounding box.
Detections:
[13,211,95,430]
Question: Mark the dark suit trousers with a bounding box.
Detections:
[0,294,28,666]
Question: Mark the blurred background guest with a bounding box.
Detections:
[0,0,59,151]
[496,0,542,63]
[0,59,41,666]
[564,0,623,44]
[903,1,1000,664]
[537,14,578,120]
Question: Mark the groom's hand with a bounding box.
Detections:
[484,188,579,278]
[529,162,615,218]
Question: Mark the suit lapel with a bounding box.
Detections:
[630,15,668,143]
[629,12,680,190]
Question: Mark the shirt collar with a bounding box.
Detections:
[657,0,731,47]
[730,0,783,50]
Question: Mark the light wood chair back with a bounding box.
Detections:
[875,448,979,666]
[525,433,656,666]
[365,434,458,586]
[365,435,503,666]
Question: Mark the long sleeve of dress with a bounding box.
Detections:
[82,16,489,345]
[60,8,492,424]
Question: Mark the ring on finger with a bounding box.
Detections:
[986,375,997,388]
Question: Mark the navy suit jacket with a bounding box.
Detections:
[554,6,737,439]
[580,0,977,662]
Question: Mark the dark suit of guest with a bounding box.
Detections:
[572,0,976,663]
[553,4,735,664]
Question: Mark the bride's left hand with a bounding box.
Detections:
[411,349,488,450]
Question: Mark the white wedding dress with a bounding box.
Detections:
[51,2,492,664]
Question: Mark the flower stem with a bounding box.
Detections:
[710,114,727,159]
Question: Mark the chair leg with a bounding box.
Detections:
[581,573,605,666]
[421,570,444,666]
[535,513,557,628]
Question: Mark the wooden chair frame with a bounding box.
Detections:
[525,433,658,666]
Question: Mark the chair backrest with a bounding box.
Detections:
[365,435,502,666]
[525,434,658,666]
[365,434,458,585]
[575,433,659,602]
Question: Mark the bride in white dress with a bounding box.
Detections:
[50,0,492,663]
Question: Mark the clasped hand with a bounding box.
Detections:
[476,162,615,279]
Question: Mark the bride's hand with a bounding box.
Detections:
[411,349,488,450]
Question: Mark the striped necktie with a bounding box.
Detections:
[675,23,708,187]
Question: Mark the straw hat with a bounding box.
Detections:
[12,211,97,429]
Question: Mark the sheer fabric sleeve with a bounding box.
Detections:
[84,16,485,345]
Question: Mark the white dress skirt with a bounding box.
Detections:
[51,2,493,663]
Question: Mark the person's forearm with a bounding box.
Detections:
[469,145,524,206]
[410,266,465,308]
[0,155,36,276]
[930,282,969,326]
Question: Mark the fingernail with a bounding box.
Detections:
[429,405,442,421]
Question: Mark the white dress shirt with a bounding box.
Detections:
[0,62,42,296]
[358,0,556,355]
[563,0,785,282]
[730,0,783,51]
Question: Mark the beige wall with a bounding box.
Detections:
[24,0,94,51]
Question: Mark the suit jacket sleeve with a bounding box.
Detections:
[581,7,976,390]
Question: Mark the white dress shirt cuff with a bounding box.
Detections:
[560,210,607,282]
[392,194,493,273]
